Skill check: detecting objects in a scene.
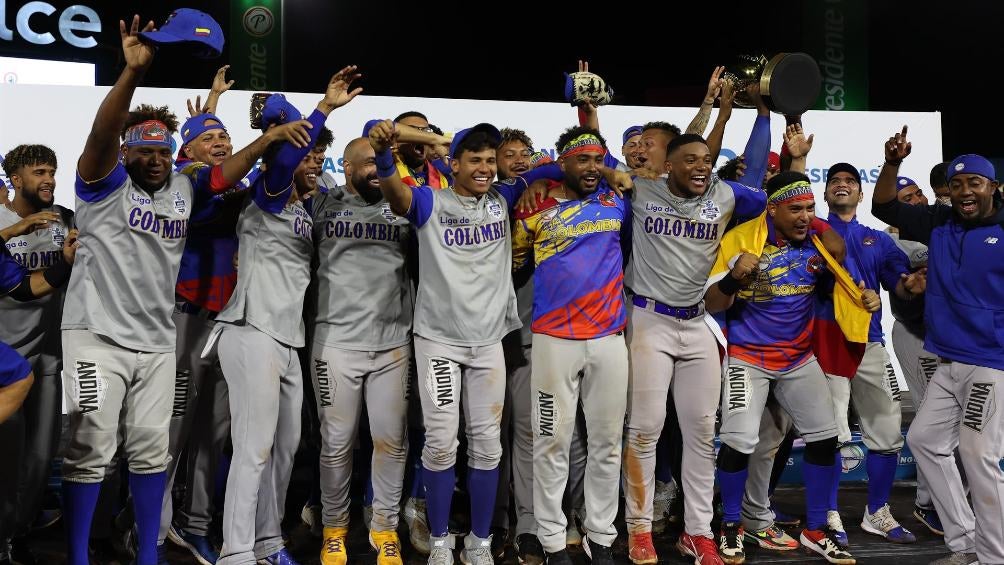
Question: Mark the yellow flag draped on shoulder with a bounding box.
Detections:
[709,212,870,343]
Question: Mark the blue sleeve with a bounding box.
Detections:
[75,163,129,203]
[256,109,328,214]
[0,341,31,387]
[405,185,434,228]
[523,162,563,184]
[878,231,910,292]
[724,180,767,221]
[604,152,624,170]
[620,193,633,269]
[736,115,771,189]
[495,164,562,210]
[0,244,28,295]
[430,158,453,179]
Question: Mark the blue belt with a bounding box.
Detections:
[632,295,701,320]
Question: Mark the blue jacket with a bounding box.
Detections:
[873,199,1004,370]
[827,213,910,343]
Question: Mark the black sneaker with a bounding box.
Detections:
[491,527,508,560]
[583,537,615,565]
[515,533,545,565]
[545,549,573,564]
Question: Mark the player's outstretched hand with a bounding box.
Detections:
[368,120,399,153]
[885,125,911,164]
[321,65,363,111]
[267,120,314,148]
[1,211,61,239]
[120,15,156,73]
[860,280,882,312]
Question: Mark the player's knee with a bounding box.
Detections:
[906,424,934,456]
[717,443,751,472]
[372,435,407,462]
[468,436,503,470]
[625,428,661,454]
[422,445,457,472]
[122,428,170,474]
[804,436,838,466]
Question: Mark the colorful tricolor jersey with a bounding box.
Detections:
[512,187,630,339]
[173,157,260,312]
[727,219,833,372]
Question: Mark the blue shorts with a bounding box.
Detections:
[0,341,31,387]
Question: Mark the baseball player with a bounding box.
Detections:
[707,170,881,565]
[208,70,361,565]
[0,209,77,424]
[307,135,413,565]
[621,118,771,564]
[821,161,921,544]
[875,127,1004,565]
[511,126,630,565]
[0,145,73,563]
[160,74,259,564]
[370,119,549,565]
[885,177,944,536]
[620,126,645,171]
[59,17,300,565]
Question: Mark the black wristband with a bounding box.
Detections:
[717,271,743,295]
[43,260,72,288]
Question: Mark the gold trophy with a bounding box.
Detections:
[723,53,822,115]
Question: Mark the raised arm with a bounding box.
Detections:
[78,15,156,182]
[186,65,234,117]
[371,120,412,216]
[686,66,724,135]
[875,125,911,205]
[735,85,771,188]
[706,79,736,163]
[783,123,814,174]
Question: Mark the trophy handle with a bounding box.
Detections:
[759,53,788,100]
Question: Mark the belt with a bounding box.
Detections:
[176,301,218,321]
[632,295,701,320]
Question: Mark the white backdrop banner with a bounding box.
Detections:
[0,84,943,391]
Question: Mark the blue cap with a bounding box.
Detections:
[180,113,227,147]
[622,125,643,145]
[449,123,502,160]
[260,94,301,132]
[895,176,919,192]
[139,8,224,59]
[947,154,995,182]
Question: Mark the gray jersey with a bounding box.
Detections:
[0,204,72,371]
[309,187,413,350]
[217,195,313,348]
[408,185,520,347]
[62,166,195,352]
[626,176,765,306]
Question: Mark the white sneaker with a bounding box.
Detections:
[929,552,978,565]
[861,504,916,543]
[826,510,848,548]
[459,533,493,565]
[427,534,454,565]
[403,497,432,555]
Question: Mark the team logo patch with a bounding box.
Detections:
[862,235,876,246]
[598,193,616,207]
[535,390,559,437]
[840,444,865,474]
[963,382,995,434]
[314,359,335,408]
[71,359,107,415]
[172,370,191,418]
[699,199,721,221]
[50,224,66,248]
[487,198,504,220]
[381,202,397,223]
[883,362,902,402]
[425,357,458,410]
[171,191,187,215]
[806,254,825,274]
[725,365,751,413]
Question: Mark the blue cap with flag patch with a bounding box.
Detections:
[947,154,995,182]
[139,8,224,59]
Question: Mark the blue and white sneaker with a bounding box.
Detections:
[913,505,944,536]
[770,504,801,527]
[257,547,301,565]
[861,504,917,543]
[826,510,849,548]
[168,524,219,564]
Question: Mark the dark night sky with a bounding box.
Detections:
[3,1,1001,160]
